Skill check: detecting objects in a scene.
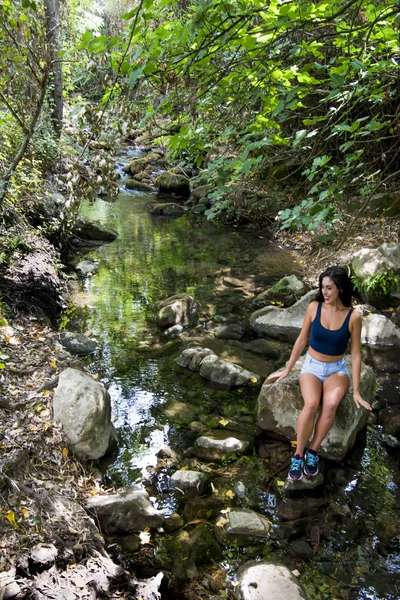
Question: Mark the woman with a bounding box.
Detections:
[267,265,372,481]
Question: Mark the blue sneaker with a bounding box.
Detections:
[288,454,303,481]
[304,450,319,477]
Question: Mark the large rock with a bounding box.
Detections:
[75,259,99,276]
[199,355,261,387]
[193,430,253,461]
[72,218,118,243]
[351,243,400,306]
[155,172,191,198]
[176,347,217,370]
[177,346,261,387]
[156,293,198,329]
[86,486,164,533]
[170,470,209,497]
[252,275,310,309]
[151,203,186,216]
[351,243,400,280]
[362,313,400,345]
[59,332,98,356]
[249,290,316,342]
[214,509,271,546]
[257,356,376,461]
[237,562,307,600]
[53,368,117,460]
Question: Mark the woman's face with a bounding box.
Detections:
[321,276,339,305]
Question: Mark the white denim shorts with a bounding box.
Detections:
[300,352,349,382]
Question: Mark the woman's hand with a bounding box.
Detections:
[267,367,290,383]
[353,391,372,411]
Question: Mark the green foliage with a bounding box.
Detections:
[77,0,399,228]
[352,271,400,296]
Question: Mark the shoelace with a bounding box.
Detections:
[291,457,303,469]
[306,453,319,467]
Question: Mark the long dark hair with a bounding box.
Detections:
[315,266,352,307]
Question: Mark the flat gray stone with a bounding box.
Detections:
[193,430,253,461]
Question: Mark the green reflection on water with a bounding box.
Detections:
[75,191,294,484]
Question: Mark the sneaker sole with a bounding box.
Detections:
[288,472,303,481]
[304,469,319,477]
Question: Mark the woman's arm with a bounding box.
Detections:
[267,302,316,382]
[350,311,372,411]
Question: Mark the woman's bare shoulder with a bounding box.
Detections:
[350,306,362,326]
[305,300,319,319]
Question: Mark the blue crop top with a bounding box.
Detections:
[309,302,353,356]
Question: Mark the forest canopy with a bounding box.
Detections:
[0,0,399,236]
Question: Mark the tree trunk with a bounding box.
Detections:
[44,0,63,137]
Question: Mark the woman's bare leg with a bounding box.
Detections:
[308,373,349,452]
[297,374,323,456]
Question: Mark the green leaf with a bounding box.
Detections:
[129,67,144,87]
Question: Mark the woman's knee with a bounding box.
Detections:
[321,396,342,418]
[301,401,320,416]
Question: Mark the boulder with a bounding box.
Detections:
[199,355,261,387]
[125,178,154,192]
[193,430,253,461]
[151,203,186,216]
[176,347,217,371]
[53,368,117,460]
[257,356,376,461]
[155,172,191,197]
[252,275,310,308]
[86,486,164,533]
[351,243,400,280]
[237,562,307,600]
[128,157,150,175]
[214,323,246,340]
[214,509,271,546]
[160,399,198,425]
[351,243,400,306]
[59,332,97,356]
[72,218,118,243]
[156,293,198,329]
[362,314,400,345]
[249,290,316,342]
[75,259,99,276]
[170,470,210,498]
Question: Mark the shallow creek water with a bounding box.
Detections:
[69,151,400,600]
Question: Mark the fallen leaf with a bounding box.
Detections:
[219,418,229,427]
[292,569,301,577]
[62,447,69,458]
[225,490,235,499]
[21,508,29,518]
[186,519,207,526]
[276,480,285,487]
[216,516,228,528]
[139,531,151,544]
[210,482,218,494]
[5,510,17,527]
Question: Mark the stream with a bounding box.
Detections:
[68,148,400,600]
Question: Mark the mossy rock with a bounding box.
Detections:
[155,172,191,198]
